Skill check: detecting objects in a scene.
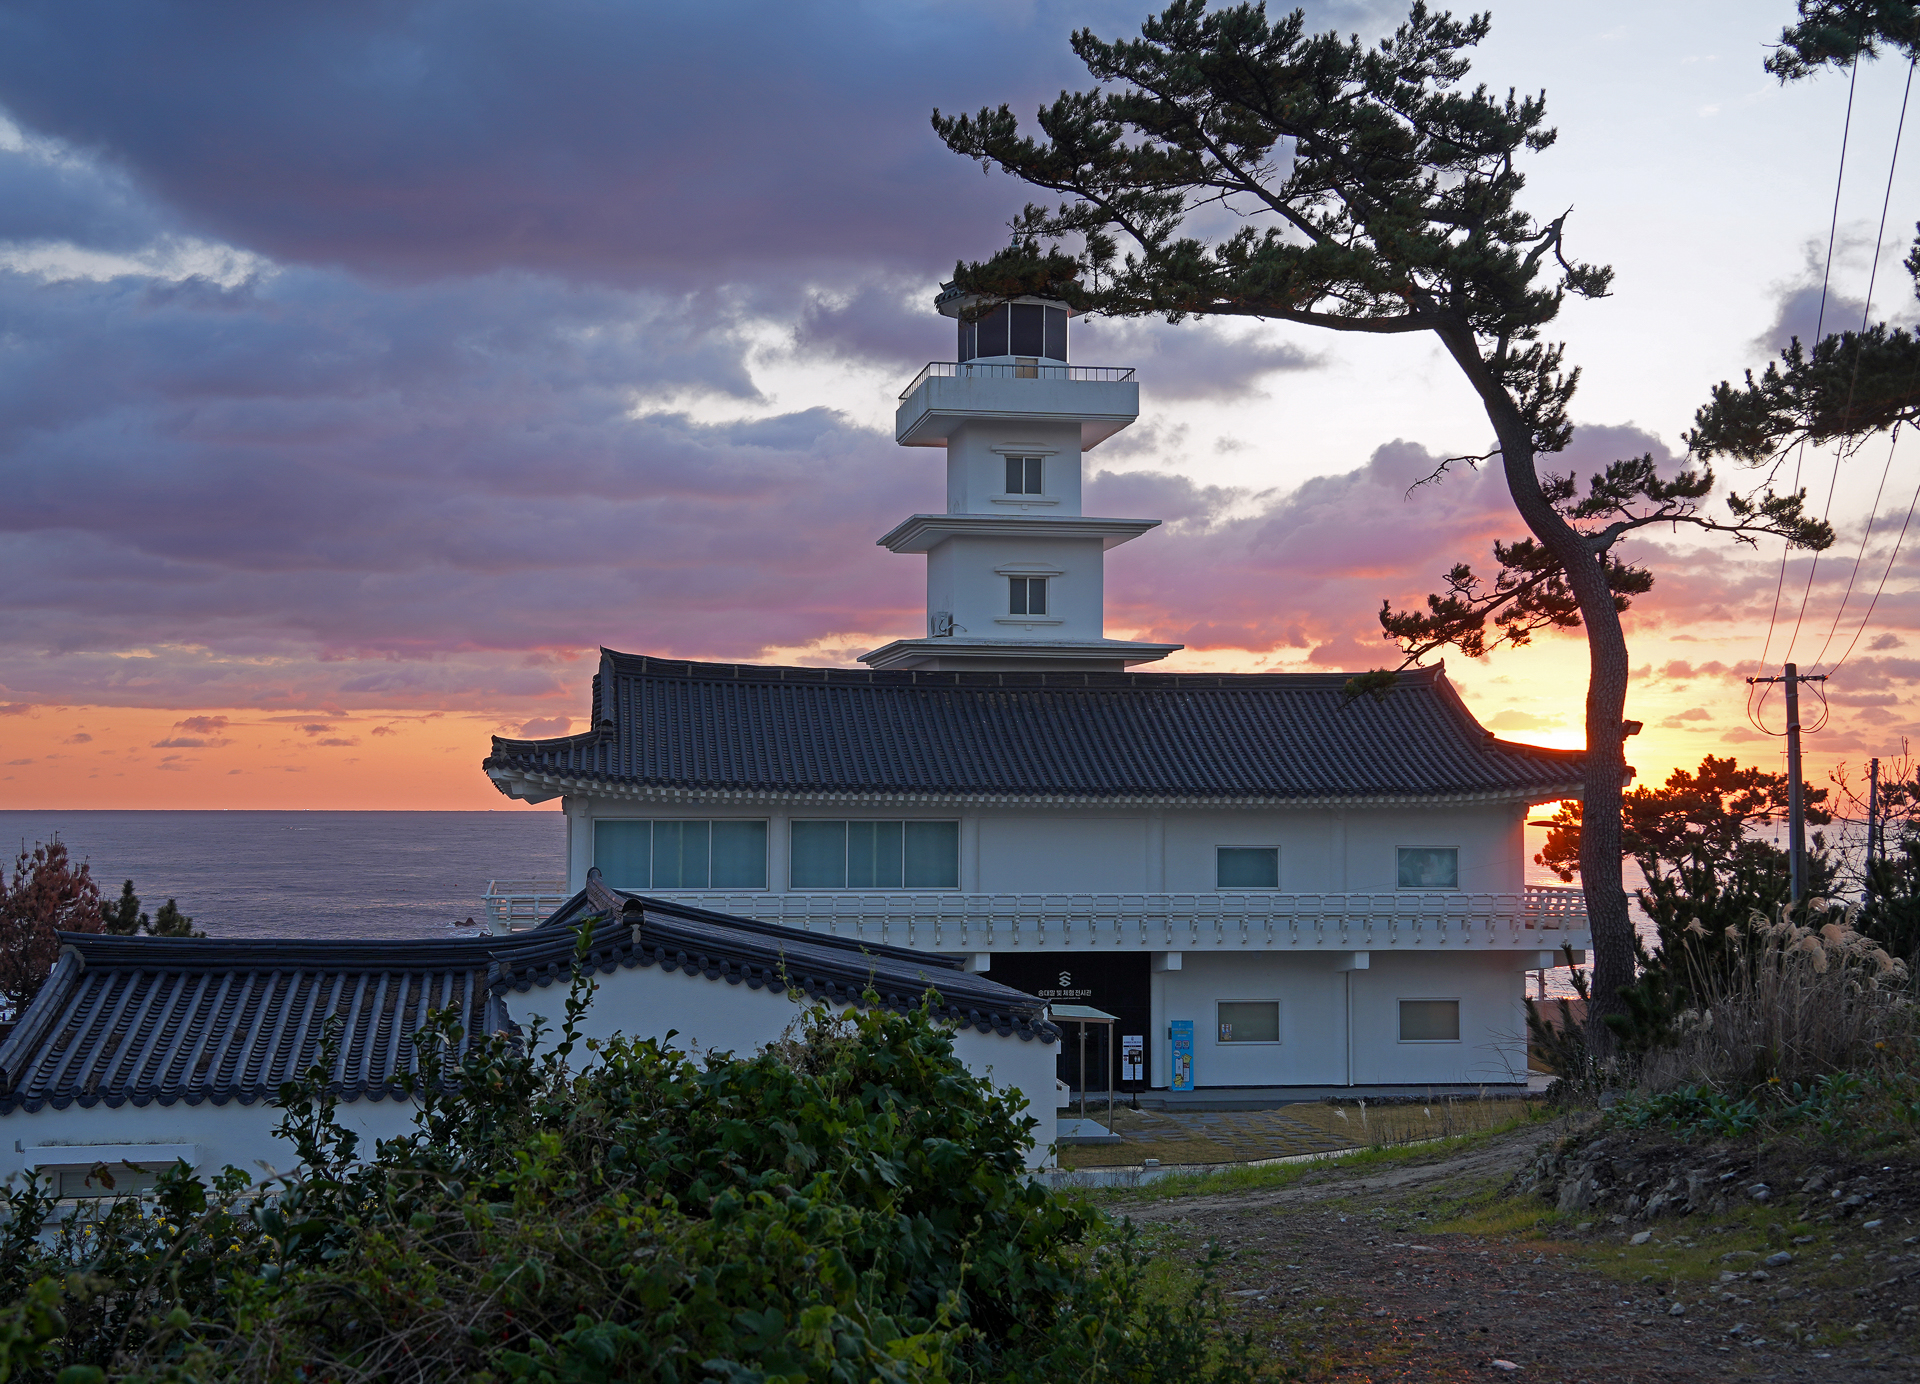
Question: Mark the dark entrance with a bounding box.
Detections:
[989,952,1151,1093]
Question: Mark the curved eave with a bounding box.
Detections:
[484,763,1590,810]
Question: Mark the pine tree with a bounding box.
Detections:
[150,899,200,938]
[101,879,148,936]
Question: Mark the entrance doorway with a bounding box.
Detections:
[988,952,1151,1093]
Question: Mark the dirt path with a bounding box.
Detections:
[1107,1127,1920,1381]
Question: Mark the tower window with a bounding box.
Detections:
[1004,456,1044,494]
[1008,577,1048,616]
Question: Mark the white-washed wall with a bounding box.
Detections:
[506,963,1059,1168]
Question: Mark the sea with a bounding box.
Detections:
[0,811,565,940]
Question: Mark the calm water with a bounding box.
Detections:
[0,811,565,940]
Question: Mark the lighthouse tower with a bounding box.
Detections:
[860,287,1183,672]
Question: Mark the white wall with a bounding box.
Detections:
[571,800,1526,897]
[1151,950,1527,1089]
[1348,950,1529,1086]
[507,963,1060,1168]
[944,420,1085,514]
[0,1096,418,1190]
[926,533,1108,643]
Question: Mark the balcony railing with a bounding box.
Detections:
[484,879,569,934]
[485,881,1590,950]
[900,361,1137,398]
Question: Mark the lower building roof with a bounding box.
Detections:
[0,886,1056,1116]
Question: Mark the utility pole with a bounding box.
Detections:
[1868,755,1881,876]
[1747,662,1829,905]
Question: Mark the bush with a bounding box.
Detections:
[0,940,1254,1384]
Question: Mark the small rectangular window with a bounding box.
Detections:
[1009,576,1048,615]
[1216,846,1279,889]
[51,1166,162,1199]
[1217,1001,1279,1044]
[847,820,904,889]
[790,820,848,889]
[1396,846,1459,889]
[1399,999,1461,1042]
[957,318,975,362]
[1004,455,1044,494]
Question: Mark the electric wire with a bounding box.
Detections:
[1805,54,1918,670]
[1781,56,1904,671]
[1751,50,1862,730]
[1828,426,1920,675]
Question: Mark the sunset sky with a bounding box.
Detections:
[1,0,1917,812]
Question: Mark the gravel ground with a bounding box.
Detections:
[1102,1125,1920,1381]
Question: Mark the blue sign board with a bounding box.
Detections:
[1169,1019,1194,1092]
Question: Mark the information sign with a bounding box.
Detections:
[1120,1034,1144,1083]
[1169,1020,1194,1092]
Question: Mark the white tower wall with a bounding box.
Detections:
[944,420,1085,516]
[928,534,1109,643]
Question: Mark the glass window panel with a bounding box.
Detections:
[1217,1001,1279,1043]
[1009,577,1028,615]
[1216,847,1279,889]
[710,821,767,889]
[652,820,710,889]
[904,821,959,888]
[978,305,1008,358]
[1010,302,1046,356]
[1399,1000,1460,1041]
[1005,455,1024,494]
[1024,457,1043,492]
[594,820,651,889]
[1044,306,1067,361]
[790,821,847,889]
[957,319,975,362]
[1027,578,1046,614]
[1396,847,1459,889]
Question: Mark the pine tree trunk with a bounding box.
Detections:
[1452,351,1634,1058]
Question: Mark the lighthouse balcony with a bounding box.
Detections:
[896,361,1140,448]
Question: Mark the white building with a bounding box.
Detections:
[484,288,1593,1098]
[0,889,1061,1190]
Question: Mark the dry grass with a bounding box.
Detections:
[1640,899,1916,1094]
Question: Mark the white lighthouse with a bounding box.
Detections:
[860,288,1184,672]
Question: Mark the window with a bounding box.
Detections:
[1217,1001,1279,1044]
[1004,455,1044,494]
[1008,576,1048,615]
[1399,999,1461,1042]
[1216,846,1279,889]
[592,819,768,890]
[48,1166,162,1199]
[956,303,1066,361]
[1396,846,1459,889]
[790,820,960,889]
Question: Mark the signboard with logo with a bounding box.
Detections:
[1120,1033,1144,1083]
[987,953,1150,1091]
[1169,1020,1194,1092]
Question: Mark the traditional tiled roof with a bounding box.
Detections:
[482,651,1590,806]
[497,877,1059,1045]
[0,890,1054,1115]
[0,938,499,1114]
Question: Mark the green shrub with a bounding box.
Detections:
[0,934,1254,1384]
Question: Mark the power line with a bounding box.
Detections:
[1828,425,1919,675]
[1752,50,1863,725]
[1805,53,1918,669]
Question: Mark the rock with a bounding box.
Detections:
[1764,1251,1794,1267]
[1748,1184,1771,1202]
[1669,1301,1687,1316]
[1749,1270,1770,1283]
[1863,1219,1884,1230]
[1630,1231,1652,1246]
[1490,1360,1520,1372]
